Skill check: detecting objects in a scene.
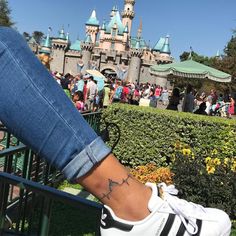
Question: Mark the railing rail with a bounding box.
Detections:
[0,111,104,236]
[0,172,102,236]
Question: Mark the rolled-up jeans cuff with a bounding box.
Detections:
[62,136,111,182]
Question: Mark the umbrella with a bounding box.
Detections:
[149,59,231,83]
[86,69,105,91]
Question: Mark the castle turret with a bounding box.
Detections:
[127,21,144,83]
[160,35,171,55]
[40,29,51,54]
[50,27,69,73]
[128,38,144,83]
[86,10,100,44]
[81,34,94,73]
[122,0,135,36]
[110,5,118,18]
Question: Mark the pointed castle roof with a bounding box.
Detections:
[153,35,171,54]
[70,39,81,51]
[161,35,171,54]
[153,37,165,52]
[42,33,51,48]
[84,34,92,43]
[86,10,99,26]
[101,20,106,30]
[124,22,129,33]
[58,28,67,40]
[106,11,125,35]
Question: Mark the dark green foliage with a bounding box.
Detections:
[32,31,44,44]
[102,104,236,167]
[103,104,236,222]
[172,149,236,219]
[0,0,14,27]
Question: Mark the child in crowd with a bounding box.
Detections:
[73,91,85,112]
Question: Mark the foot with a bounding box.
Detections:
[100,182,231,236]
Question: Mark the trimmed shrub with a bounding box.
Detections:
[171,145,236,219]
[102,104,236,167]
[102,104,236,219]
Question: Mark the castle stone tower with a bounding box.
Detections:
[127,21,143,83]
[81,34,94,74]
[50,28,69,73]
[128,41,143,83]
[86,10,100,44]
[122,0,135,36]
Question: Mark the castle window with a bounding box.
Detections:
[112,29,117,37]
[111,42,115,50]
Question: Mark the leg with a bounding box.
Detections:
[0,27,231,236]
[0,27,150,221]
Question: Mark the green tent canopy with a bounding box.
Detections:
[150,59,231,83]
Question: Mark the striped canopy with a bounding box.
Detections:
[150,60,231,83]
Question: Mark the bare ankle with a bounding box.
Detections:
[111,185,152,221]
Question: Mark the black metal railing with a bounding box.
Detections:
[0,172,102,236]
[0,111,104,236]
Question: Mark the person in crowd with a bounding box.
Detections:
[160,86,169,106]
[194,102,208,115]
[75,74,84,93]
[149,89,157,108]
[166,87,181,111]
[122,81,130,103]
[182,84,195,112]
[103,82,111,108]
[86,75,98,111]
[61,73,72,98]
[112,80,123,103]
[54,72,62,85]
[154,85,161,100]
[72,91,85,112]
[210,89,218,105]
[132,86,141,105]
[0,28,231,236]
[205,95,213,115]
[228,95,235,118]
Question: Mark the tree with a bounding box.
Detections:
[224,35,236,57]
[0,0,14,27]
[32,31,44,44]
[22,32,30,40]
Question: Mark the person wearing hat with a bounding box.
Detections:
[86,75,98,111]
[55,72,62,85]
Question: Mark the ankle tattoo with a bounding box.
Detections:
[100,174,132,200]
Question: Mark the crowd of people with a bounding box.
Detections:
[51,71,235,118]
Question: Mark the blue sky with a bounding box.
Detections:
[8,0,236,60]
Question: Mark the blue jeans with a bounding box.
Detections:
[0,27,111,181]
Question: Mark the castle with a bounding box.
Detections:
[34,0,173,85]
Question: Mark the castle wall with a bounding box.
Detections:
[139,65,168,87]
[64,56,82,76]
[50,49,65,73]
[127,56,141,83]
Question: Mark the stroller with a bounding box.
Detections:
[210,102,230,117]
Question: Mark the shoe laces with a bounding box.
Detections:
[158,183,206,235]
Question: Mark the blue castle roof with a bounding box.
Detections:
[106,11,125,35]
[70,39,81,51]
[86,10,99,26]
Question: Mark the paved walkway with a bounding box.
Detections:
[63,187,98,201]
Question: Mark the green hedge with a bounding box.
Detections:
[102,104,236,167]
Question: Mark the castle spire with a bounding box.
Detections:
[86,10,99,26]
[161,35,171,55]
[122,0,135,36]
[137,18,142,39]
[58,27,66,40]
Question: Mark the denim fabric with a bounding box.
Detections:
[0,27,111,181]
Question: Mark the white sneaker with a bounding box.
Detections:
[100,182,231,236]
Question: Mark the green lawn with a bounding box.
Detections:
[48,201,101,236]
